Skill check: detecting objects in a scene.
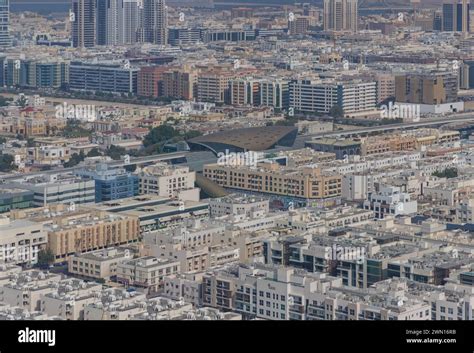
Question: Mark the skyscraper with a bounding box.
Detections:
[442,0,470,33]
[122,0,143,44]
[96,0,121,45]
[323,0,358,33]
[0,0,11,47]
[324,0,358,32]
[72,0,96,48]
[96,0,142,46]
[143,0,168,45]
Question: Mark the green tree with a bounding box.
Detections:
[329,105,344,118]
[16,95,28,108]
[64,152,85,167]
[183,130,202,140]
[143,125,180,147]
[62,120,92,138]
[377,96,395,108]
[37,248,55,268]
[0,95,12,107]
[0,154,16,172]
[87,147,102,157]
[105,145,127,160]
[275,118,297,126]
[432,168,458,179]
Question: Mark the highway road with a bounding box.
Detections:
[0,152,189,181]
[292,114,474,149]
[2,115,474,180]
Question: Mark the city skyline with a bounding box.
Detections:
[0,0,473,350]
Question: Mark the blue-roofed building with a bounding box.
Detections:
[76,163,139,202]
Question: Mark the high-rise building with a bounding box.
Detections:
[442,0,470,33]
[323,0,358,32]
[143,0,168,45]
[260,78,290,110]
[137,65,169,97]
[72,0,96,48]
[229,78,261,106]
[162,69,197,100]
[122,0,143,44]
[395,72,458,105]
[96,0,117,45]
[463,60,474,88]
[288,16,311,35]
[96,0,142,46]
[433,11,443,30]
[0,0,11,47]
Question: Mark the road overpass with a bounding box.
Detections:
[292,115,474,149]
[0,152,189,181]
[2,115,474,180]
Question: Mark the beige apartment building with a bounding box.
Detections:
[361,134,417,156]
[359,130,460,156]
[0,270,62,312]
[0,217,47,266]
[68,247,133,281]
[117,256,180,293]
[229,78,261,106]
[10,205,140,263]
[413,130,460,147]
[47,211,139,263]
[374,73,395,104]
[203,162,342,202]
[162,69,197,100]
[197,67,245,103]
[40,280,103,320]
[137,163,198,200]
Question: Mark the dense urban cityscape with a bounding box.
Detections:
[0,1,474,344]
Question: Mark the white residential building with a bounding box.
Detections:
[363,186,418,219]
[0,217,47,265]
[137,163,199,201]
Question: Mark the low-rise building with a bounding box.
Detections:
[204,161,341,208]
[137,163,199,201]
[40,279,102,320]
[68,248,133,281]
[0,270,62,312]
[209,194,269,217]
[10,204,140,263]
[0,216,47,265]
[116,256,181,294]
[8,173,95,207]
[76,164,139,202]
[363,186,418,219]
